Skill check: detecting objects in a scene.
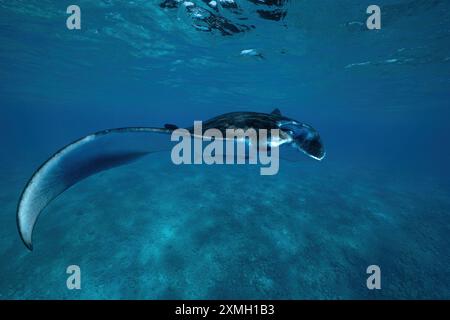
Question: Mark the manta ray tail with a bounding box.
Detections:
[17,127,172,250]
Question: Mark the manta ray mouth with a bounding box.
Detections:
[303,149,326,161]
[277,120,326,161]
[291,139,326,161]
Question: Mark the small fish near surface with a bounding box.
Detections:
[240,48,265,59]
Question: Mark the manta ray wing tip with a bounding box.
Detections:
[17,208,34,251]
[18,228,33,251]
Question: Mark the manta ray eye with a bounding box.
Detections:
[279,122,307,138]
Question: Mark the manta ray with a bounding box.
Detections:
[17,109,325,250]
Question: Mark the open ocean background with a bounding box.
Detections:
[0,0,449,299]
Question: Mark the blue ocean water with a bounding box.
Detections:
[0,0,449,299]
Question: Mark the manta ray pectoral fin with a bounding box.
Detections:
[271,108,282,116]
[17,127,172,250]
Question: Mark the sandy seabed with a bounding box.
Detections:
[0,154,449,299]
